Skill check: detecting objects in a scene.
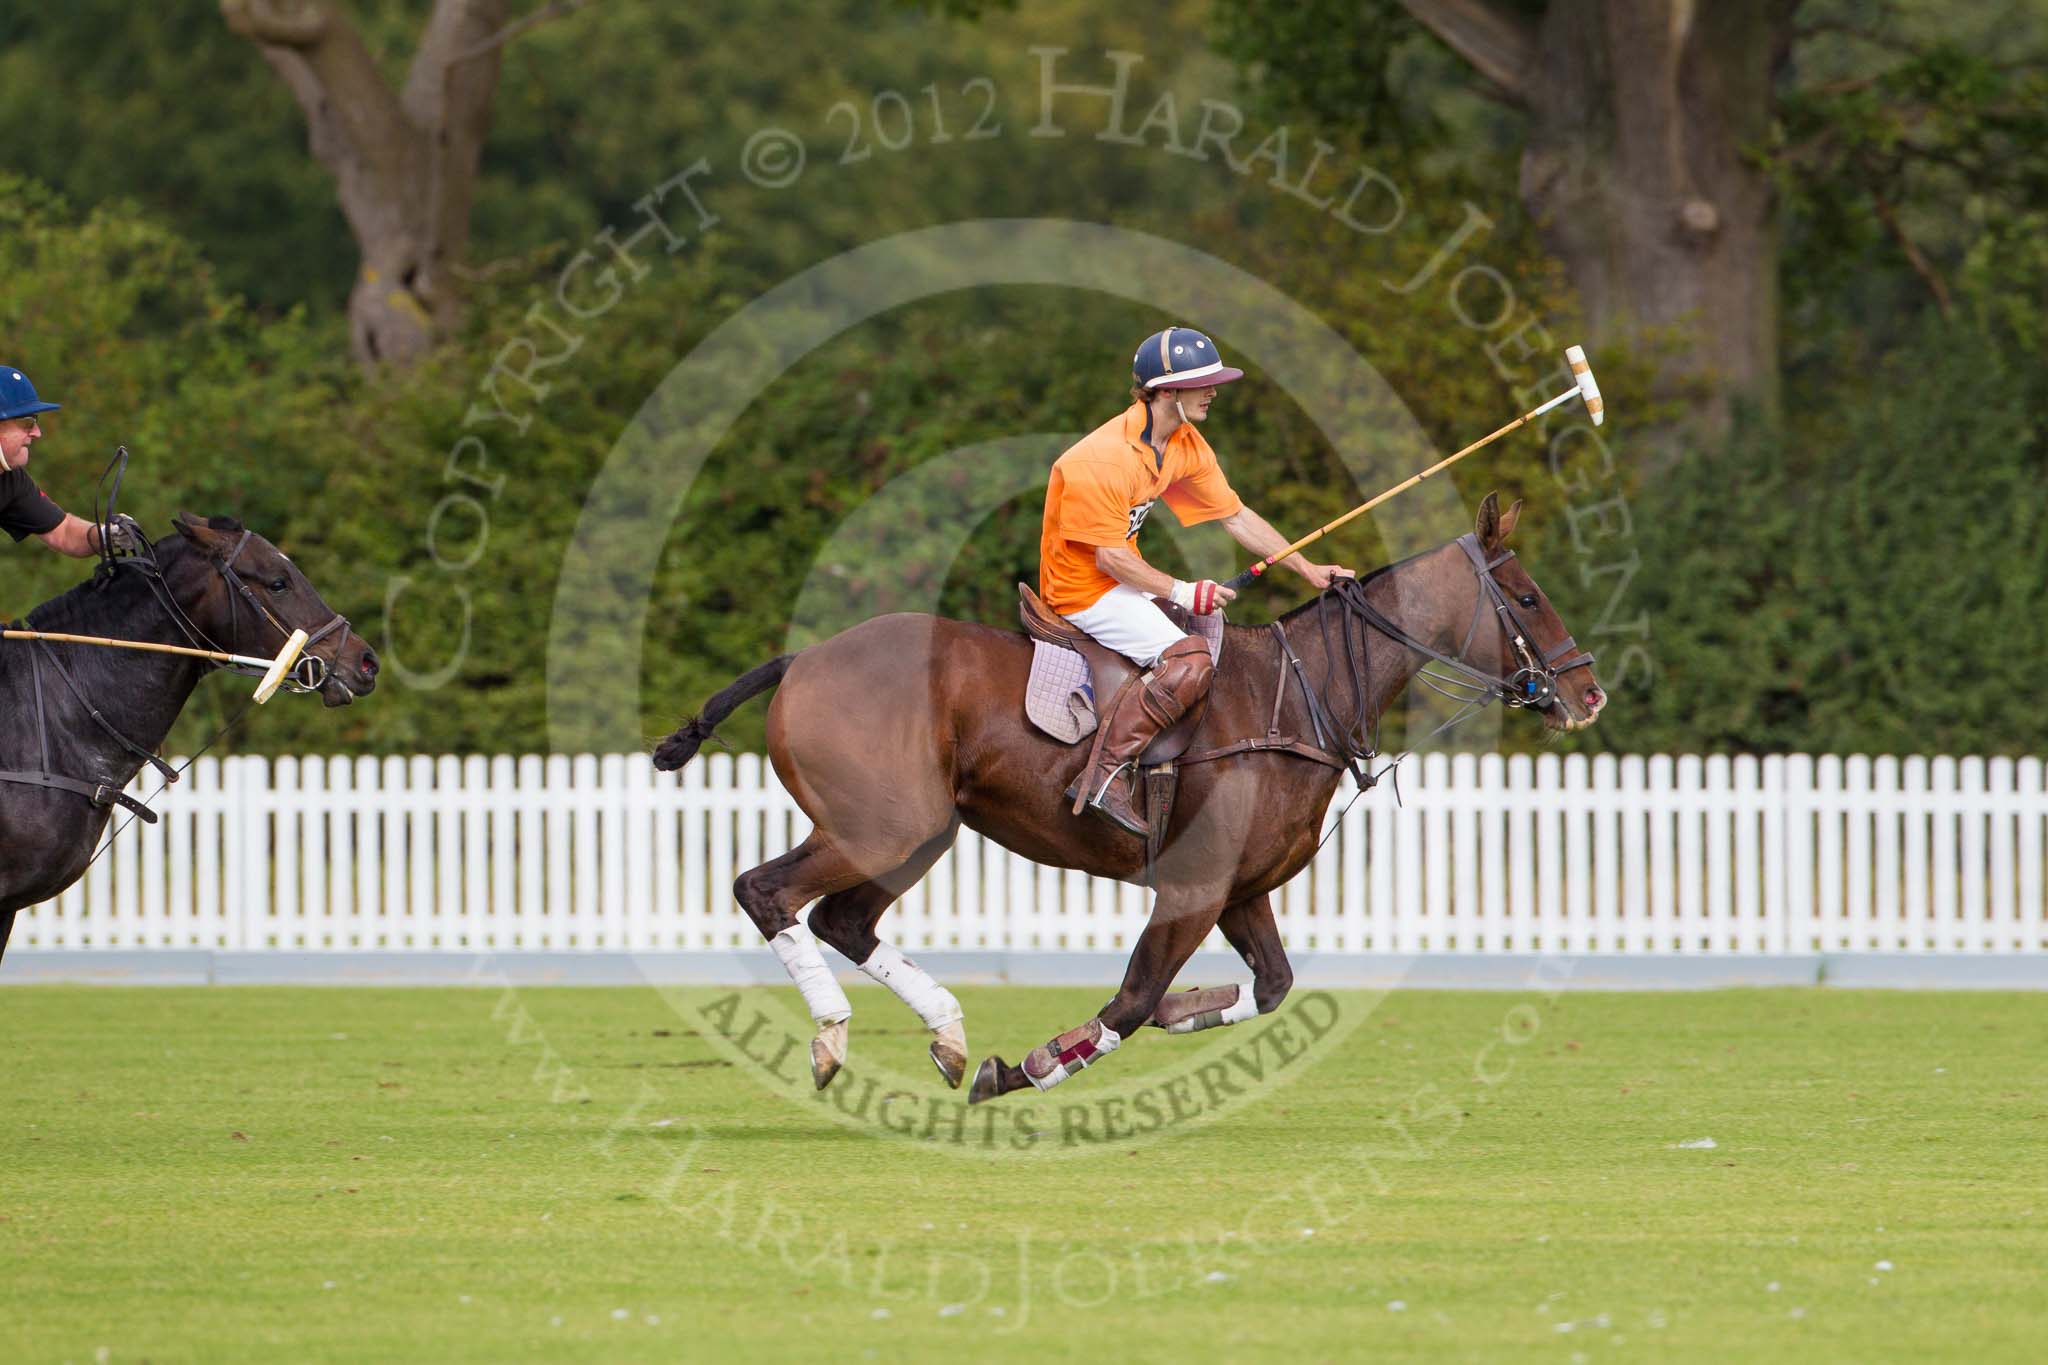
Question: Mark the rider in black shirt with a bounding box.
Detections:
[0,365,138,556]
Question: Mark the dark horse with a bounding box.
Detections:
[653,493,1603,1102]
[0,514,380,959]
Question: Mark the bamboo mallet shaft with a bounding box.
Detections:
[1222,346,1604,590]
[2,629,274,669]
[3,627,312,705]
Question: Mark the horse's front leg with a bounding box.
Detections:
[1147,892,1294,1033]
[968,893,1218,1104]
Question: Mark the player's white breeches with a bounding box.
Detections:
[1059,584,1190,669]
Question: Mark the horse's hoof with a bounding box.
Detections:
[811,1019,848,1090]
[930,1020,968,1090]
[967,1055,1005,1106]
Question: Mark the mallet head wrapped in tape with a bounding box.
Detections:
[1566,344,1603,425]
[253,629,310,704]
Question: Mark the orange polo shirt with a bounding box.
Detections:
[1038,404,1244,613]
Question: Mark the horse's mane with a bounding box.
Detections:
[19,540,195,637]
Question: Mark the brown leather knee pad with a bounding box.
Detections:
[1140,636,1214,728]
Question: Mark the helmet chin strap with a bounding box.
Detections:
[1175,398,1188,424]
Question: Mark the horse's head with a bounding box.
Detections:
[168,513,379,707]
[1462,492,1604,732]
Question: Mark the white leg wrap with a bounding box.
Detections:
[858,941,963,1031]
[1162,984,1264,1034]
[769,924,851,1026]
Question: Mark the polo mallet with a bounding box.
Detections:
[1223,345,1605,591]
[0,627,312,704]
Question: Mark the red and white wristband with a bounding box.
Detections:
[1170,578,1223,615]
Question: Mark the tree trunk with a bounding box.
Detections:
[222,0,510,367]
[1404,0,1799,436]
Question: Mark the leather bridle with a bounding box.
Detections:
[1444,533,1596,711]
[92,450,355,695]
[1312,533,1599,766]
[118,527,356,697]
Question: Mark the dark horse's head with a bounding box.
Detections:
[1458,492,1604,732]
[163,513,379,706]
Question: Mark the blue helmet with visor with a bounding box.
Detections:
[1131,327,1244,391]
[0,366,60,422]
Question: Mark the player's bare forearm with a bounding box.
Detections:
[1093,545,1178,598]
[37,515,99,558]
[1220,507,1314,577]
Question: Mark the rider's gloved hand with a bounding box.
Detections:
[1170,578,1234,615]
[100,513,144,556]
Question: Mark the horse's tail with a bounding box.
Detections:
[652,653,797,771]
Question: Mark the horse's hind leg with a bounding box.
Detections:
[807,821,970,1088]
[1148,892,1294,1033]
[969,893,1219,1104]
[733,832,876,1089]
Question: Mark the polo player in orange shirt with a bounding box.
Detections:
[1041,327,1354,838]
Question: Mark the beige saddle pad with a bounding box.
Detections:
[1024,611,1225,745]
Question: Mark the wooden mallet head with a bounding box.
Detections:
[1566,344,1604,426]
[253,629,310,705]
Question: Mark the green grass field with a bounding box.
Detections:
[4,984,2044,1363]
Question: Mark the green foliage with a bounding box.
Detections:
[1619,313,2046,755]
[1,0,2040,762]
[1211,0,1537,174]
[1761,5,2046,368]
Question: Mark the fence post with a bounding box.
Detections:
[1785,753,1818,957]
[240,755,274,950]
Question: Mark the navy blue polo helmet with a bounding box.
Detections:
[1132,327,1244,390]
[0,366,59,421]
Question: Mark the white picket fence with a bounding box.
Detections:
[10,753,2046,954]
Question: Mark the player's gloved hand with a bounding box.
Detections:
[101,513,144,555]
[1170,579,1234,615]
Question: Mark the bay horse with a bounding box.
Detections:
[0,514,379,959]
[653,493,1603,1103]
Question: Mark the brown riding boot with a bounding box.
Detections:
[1067,636,1214,838]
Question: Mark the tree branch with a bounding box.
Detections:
[1792,20,1921,58]
[220,0,416,219]
[449,0,599,66]
[1871,191,1952,319]
[1396,0,1536,104]
[219,0,329,47]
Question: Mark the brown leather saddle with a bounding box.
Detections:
[1016,583,1208,765]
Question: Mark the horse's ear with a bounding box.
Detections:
[1475,491,1502,549]
[1498,497,1523,544]
[172,511,231,555]
[1475,492,1523,551]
